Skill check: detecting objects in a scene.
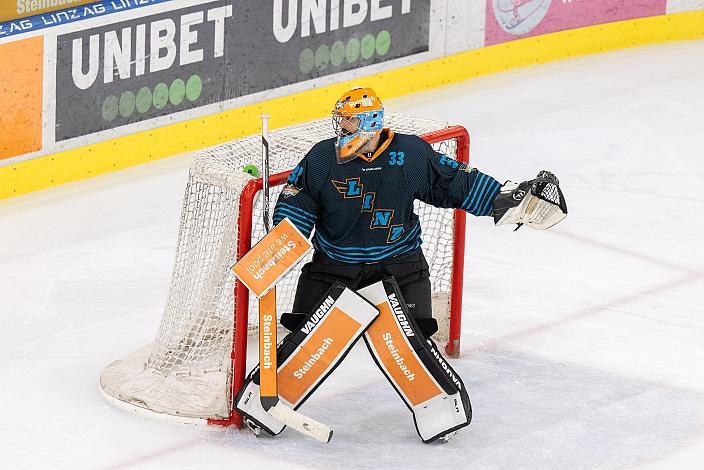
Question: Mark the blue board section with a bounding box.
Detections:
[0,0,174,39]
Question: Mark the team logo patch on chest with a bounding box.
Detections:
[332,178,363,198]
[331,177,404,244]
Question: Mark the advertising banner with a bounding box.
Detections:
[0,36,43,159]
[667,0,704,13]
[485,0,668,46]
[0,0,98,22]
[0,0,173,40]
[54,0,430,142]
[232,218,312,299]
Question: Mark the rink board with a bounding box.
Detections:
[0,1,703,199]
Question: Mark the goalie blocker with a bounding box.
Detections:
[235,282,378,435]
[359,278,472,443]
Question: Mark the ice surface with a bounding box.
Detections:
[1,40,703,469]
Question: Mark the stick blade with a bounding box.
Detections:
[268,402,333,443]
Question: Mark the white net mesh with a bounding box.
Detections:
[100,114,461,421]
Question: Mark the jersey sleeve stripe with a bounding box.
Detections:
[273,208,313,227]
[478,180,501,216]
[460,173,482,210]
[273,211,315,230]
[273,215,312,234]
[273,213,312,230]
[273,211,314,234]
[467,173,488,212]
[467,175,493,214]
[277,202,317,221]
[274,207,315,229]
[274,205,315,224]
[464,174,490,213]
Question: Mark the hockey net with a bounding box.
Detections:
[100,114,470,427]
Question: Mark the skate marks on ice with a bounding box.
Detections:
[460,348,704,470]
[209,346,704,470]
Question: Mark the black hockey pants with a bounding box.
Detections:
[283,250,438,338]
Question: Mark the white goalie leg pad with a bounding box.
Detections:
[413,392,469,441]
[235,282,379,436]
[236,375,287,435]
[358,278,472,443]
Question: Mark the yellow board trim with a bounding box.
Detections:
[1,10,703,200]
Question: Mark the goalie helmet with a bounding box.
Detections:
[332,87,385,164]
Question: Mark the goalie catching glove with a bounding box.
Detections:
[493,170,567,230]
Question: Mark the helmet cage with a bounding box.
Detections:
[332,108,385,163]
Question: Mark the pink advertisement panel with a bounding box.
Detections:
[485,0,667,46]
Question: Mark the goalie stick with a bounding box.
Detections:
[257,113,333,443]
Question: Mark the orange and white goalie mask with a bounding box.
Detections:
[332,87,385,164]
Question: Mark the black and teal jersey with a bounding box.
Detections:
[272,131,501,263]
